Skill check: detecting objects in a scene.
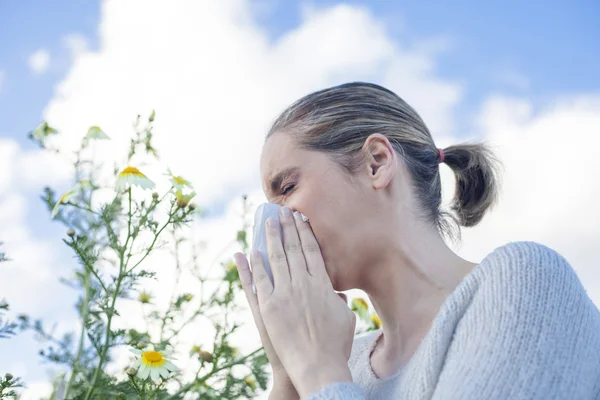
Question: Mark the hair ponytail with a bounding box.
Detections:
[442,143,501,227]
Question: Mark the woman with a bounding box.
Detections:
[234,82,600,399]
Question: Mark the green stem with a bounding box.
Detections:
[64,268,91,399]
[166,348,263,399]
[126,203,177,274]
[72,243,108,293]
[83,188,133,400]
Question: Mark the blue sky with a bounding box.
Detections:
[1,1,599,397]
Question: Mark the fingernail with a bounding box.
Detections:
[280,206,291,216]
[301,213,309,222]
[267,218,279,229]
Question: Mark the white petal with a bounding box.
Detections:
[115,177,126,192]
[139,177,155,190]
[163,361,178,372]
[150,367,160,382]
[158,367,170,379]
[51,202,61,219]
[130,349,142,355]
[137,365,150,380]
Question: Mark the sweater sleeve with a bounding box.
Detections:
[432,242,600,400]
[307,382,366,400]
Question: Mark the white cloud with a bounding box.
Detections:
[28,49,51,75]
[18,381,53,400]
[41,0,462,209]
[63,33,89,57]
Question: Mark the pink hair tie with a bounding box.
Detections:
[438,148,445,164]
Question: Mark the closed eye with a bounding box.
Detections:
[281,184,295,196]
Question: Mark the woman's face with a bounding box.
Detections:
[260,131,398,291]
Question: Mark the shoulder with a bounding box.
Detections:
[476,241,585,295]
[467,240,599,333]
[434,242,600,398]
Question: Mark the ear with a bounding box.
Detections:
[362,134,397,190]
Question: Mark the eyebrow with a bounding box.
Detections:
[269,166,300,195]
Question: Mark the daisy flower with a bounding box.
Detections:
[176,191,196,208]
[351,298,370,322]
[51,180,93,219]
[166,168,193,191]
[31,122,58,141]
[84,126,110,141]
[131,346,177,382]
[116,166,155,192]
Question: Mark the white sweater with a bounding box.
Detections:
[308,242,600,399]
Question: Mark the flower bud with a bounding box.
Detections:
[188,203,196,211]
[152,192,159,200]
[67,229,75,237]
[199,350,213,363]
[126,368,137,377]
[138,292,152,304]
[5,373,13,381]
[244,376,256,390]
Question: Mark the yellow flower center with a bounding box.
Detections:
[121,166,143,176]
[142,351,166,367]
[353,298,368,309]
[173,176,186,185]
[371,314,382,328]
[138,292,152,304]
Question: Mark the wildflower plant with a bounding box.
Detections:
[1,250,24,400]
[11,113,269,399]
[2,112,376,400]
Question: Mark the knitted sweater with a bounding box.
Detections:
[308,242,600,400]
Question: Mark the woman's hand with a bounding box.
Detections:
[233,253,299,399]
[238,207,356,398]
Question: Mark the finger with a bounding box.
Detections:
[265,218,291,286]
[234,252,259,308]
[234,253,276,346]
[293,211,329,282]
[250,248,274,303]
[278,206,308,280]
